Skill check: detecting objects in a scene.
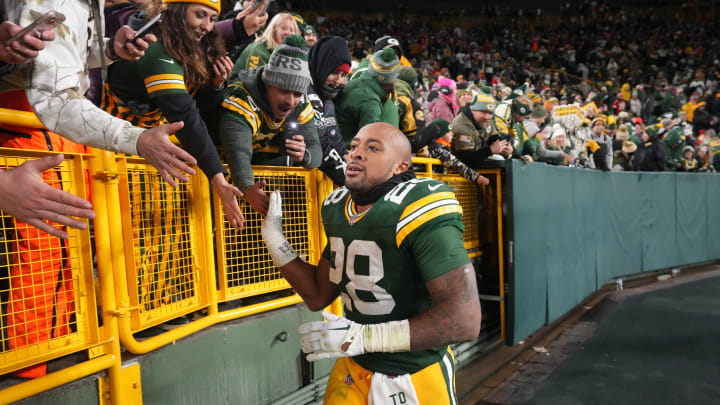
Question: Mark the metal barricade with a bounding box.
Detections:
[0,149,103,377]
[216,166,322,302]
[114,156,207,331]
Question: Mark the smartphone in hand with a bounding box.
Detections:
[4,11,65,46]
[130,13,162,44]
[250,0,271,14]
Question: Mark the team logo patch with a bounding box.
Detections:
[487,103,495,110]
[344,373,355,386]
[415,110,424,120]
[460,135,471,143]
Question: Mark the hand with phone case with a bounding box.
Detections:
[107,14,161,62]
[0,19,56,65]
[236,0,270,36]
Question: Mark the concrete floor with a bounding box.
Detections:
[457,264,720,405]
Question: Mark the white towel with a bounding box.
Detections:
[368,371,420,405]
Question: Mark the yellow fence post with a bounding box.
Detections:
[91,148,141,405]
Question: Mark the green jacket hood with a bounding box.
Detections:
[395,79,414,100]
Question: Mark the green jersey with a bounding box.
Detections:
[321,177,470,375]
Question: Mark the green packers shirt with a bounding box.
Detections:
[104,41,227,179]
[321,177,471,375]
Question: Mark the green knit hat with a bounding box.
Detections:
[645,124,665,139]
[396,66,418,88]
[303,25,317,36]
[469,93,496,112]
[479,86,493,95]
[512,98,531,116]
[262,35,312,93]
[368,48,400,84]
[530,104,546,118]
[507,84,527,100]
[428,119,451,137]
[290,12,306,33]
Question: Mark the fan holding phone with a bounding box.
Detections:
[0,11,60,65]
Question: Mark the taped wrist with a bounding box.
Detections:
[363,320,411,353]
[262,227,297,267]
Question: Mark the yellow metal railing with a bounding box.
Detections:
[0,131,486,403]
[0,149,100,374]
[215,166,322,302]
[0,148,122,405]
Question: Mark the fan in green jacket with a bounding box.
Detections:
[335,48,401,147]
[662,125,686,171]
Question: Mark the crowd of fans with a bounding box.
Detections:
[1,0,720,379]
[313,3,720,173]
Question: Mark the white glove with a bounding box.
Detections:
[299,311,366,361]
[298,311,411,362]
[261,190,297,267]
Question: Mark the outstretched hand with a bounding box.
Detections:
[136,121,197,187]
[244,180,269,215]
[0,154,95,239]
[211,173,245,231]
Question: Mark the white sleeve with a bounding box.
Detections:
[11,0,143,155]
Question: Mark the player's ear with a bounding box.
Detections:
[394,160,410,174]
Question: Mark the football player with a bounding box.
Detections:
[262,122,481,404]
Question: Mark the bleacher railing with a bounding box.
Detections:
[0,127,482,404]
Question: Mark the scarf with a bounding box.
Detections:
[351,170,416,206]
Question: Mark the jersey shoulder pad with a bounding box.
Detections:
[321,186,351,224]
[386,178,462,247]
[222,84,261,133]
[293,100,315,125]
[322,186,351,208]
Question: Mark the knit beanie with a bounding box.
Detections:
[304,25,317,36]
[163,0,220,13]
[397,66,418,88]
[290,12,306,33]
[646,124,665,139]
[262,35,312,93]
[428,119,451,137]
[590,117,605,128]
[531,105,546,119]
[368,48,400,84]
[512,98,531,116]
[469,93,496,112]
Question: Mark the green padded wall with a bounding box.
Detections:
[507,161,720,344]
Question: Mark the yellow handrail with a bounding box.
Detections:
[0,355,116,405]
[411,156,443,174]
[0,107,44,128]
